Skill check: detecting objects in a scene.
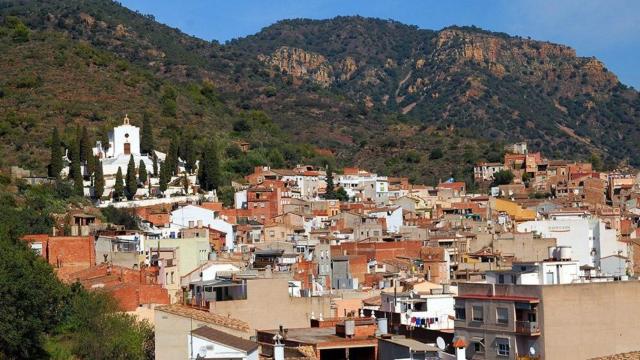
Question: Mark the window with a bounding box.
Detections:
[497,307,509,324]
[472,305,484,322]
[498,274,505,284]
[497,340,510,356]
[473,340,484,353]
[455,306,466,320]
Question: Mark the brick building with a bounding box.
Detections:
[22,234,96,281]
[68,264,170,311]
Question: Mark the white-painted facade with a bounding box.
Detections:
[368,206,403,233]
[486,260,581,285]
[380,291,455,330]
[517,215,624,268]
[171,205,235,251]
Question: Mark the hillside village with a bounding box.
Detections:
[10,114,640,359]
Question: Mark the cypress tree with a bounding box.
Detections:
[325,163,336,199]
[166,136,179,176]
[140,113,154,154]
[159,163,169,194]
[99,129,110,153]
[49,128,63,178]
[79,126,91,163]
[114,167,124,200]
[181,137,197,174]
[94,157,104,200]
[86,151,97,176]
[68,137,81,181]
[152,153,158,177]
[72,159,83,196]
[182,172,189,193]
[138,160,148,185]
[125,155,137,200]
[198,140,221,191]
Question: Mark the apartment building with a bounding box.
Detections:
[453,261,640,359]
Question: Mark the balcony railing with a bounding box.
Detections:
[515,320,540,335]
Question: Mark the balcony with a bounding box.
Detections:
[515,320,540,336]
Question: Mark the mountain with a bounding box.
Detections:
[1,1,639,185]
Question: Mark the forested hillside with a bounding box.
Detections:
[1,1,639,185]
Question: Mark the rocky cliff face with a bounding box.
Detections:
[258,46,333,86]
[253,25,621,114]
[239,21,638,168]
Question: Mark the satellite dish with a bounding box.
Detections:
[529,346,536,355]
[436,337,446,350]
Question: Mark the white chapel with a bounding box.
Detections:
[93,114,163,176]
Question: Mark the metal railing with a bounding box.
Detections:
[515,320,540,335]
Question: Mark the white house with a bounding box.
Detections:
[368,206,403,233]
[380,283,455,330]
[172,205,216,228]
[600,254,629,277]
[517,213,624,269]
[485,260,581,285]
[188,326,258,360]
[171,205,235,251]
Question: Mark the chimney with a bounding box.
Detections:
[273,325,285,360]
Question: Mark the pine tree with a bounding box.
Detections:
[197,140,222,191]
[152,153,158,177]
[49,128,63,178]
[138,160,148,185]
[325,163,336,199]
[79,126,91,163]
[94,157,104,200]
[140,113,155,154]
[125,155,137,200]
[114,167,124,200]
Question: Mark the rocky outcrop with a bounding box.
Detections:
[339,56,358,80]
[258,46,333,86]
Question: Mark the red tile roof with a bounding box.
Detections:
[191,326,258,353]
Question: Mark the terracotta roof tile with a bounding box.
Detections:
[156,304,250,332]
[192,326,258,352]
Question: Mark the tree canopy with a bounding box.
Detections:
[492,170,515,186]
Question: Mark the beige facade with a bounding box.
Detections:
[540,281,640,359]
[154,305,250,360]
[209,277,333,332]
[454,281,640,360]
[472,232,557,262]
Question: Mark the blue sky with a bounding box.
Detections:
[120,0,640,88]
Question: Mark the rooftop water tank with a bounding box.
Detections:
[376,318,388,335]
[344,319,355,337]
[559,246,572,260]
